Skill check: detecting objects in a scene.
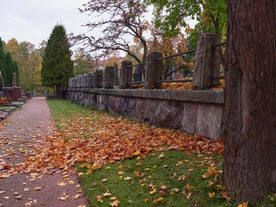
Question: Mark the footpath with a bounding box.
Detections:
[0,97,88,207]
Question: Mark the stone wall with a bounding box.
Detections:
[67,88,224,140]
[4,87,21,101]
[66,33,224,139]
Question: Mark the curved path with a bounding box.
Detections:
[0,97,88,207]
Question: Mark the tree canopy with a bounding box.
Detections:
[41,25,73,97]
[147,0,226,47]
[75,0,150,64]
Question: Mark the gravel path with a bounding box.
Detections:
[0,97,88,207]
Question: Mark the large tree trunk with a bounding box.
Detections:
[223,0,276,202]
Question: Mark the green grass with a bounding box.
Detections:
[47,98,98,131]
[77,151,235,207]
[47,99,276,207]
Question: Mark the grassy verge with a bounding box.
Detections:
[47,99,276,207]
[77,151,234,207]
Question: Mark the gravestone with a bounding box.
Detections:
[0,71,4,97]
[12,72,16,87]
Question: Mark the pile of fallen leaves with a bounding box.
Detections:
[16,112,224,174]
[162,82,193,90]
[162,80,225,90]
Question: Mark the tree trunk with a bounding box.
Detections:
[224,0,276,202]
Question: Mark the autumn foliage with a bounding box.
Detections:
[16,110,223,174]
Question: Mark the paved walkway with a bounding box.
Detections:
[0,97,88,207]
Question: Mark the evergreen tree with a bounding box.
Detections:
[5,52,13,87]
[41,25,73,97]
[0,38,6,82]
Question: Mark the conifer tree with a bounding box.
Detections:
[0,38,6,82]
[4,52,13,87]
[41,25,73,97]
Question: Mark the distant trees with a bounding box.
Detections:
[41,25,73,98]
[73,48,97,76]
[4,38,44,91]
[0,38,19,87]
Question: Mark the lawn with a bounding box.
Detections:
[47,99,275,207]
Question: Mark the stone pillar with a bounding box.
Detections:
[103,66,114,89]
[144,52,163,89]
[119,60,132,89]
[88,72,93,88]
[12,72,16,87]
[114,63,119,85]
[0,71,3,97]
[92,69,103,88]
[193,33,221,89]
[134,65,142,82]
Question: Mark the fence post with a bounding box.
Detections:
[103,66,114,89]
[114,63,119,85]
[144,52,163,89]
[120,60,132,89]
[92,69,103,88]
[193,33,221,89]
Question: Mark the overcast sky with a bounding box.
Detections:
[0,0,89,48]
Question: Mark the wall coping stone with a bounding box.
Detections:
[67,88,224,104]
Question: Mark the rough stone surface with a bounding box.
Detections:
[193,33,221,89]
[66,88,224,139]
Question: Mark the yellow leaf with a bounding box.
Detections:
[57,182,67,186]
[110,196,117,201]
[149,188,157,194]
[34,186,42,191]
[110,199,120,206]
[208,192,216,198]
[238,202,249,207]
[133,150,140,156]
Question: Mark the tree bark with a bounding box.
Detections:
[224,0,276,202]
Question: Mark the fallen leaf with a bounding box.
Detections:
[124,176,131,181]
[34,186,42,191]
[110,199,120,206]
[158,152,165,159]
[185,192,192,200]
[57,182,67,186]
[238,202,249,207]
[221,191,231,201]
[59,192,69,201]
[73,194,81,199]
[208,192,216,199]
[153,197,164,204]
[102,178,108,182]
[96,195,103,203]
